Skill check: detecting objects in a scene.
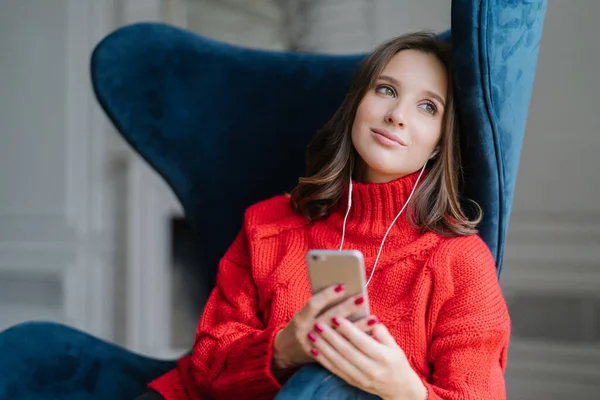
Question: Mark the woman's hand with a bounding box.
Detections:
[272,285,371,374]
[309,317,427,400]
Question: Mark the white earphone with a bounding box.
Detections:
[339,156,431,287]
[429,148,440,160]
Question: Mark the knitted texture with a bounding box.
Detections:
[149,172,511,399]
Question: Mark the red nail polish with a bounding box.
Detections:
[334,284,345,293]
[331,317,340,326]
[367,316,379,326]
[354,296,364,305]
[307,332,317,342]
[310,348,319,357]
[314,323,324,333]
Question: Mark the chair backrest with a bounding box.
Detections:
[90,1,546,286]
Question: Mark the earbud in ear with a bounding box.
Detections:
[429,148,440,160]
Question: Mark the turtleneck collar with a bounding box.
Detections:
[326,170,426,245]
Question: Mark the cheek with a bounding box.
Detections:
[354,96,382,124]
[353,104,368,128]
[352,99,381,139]
[351,104,369,141]
[411,116,443,149]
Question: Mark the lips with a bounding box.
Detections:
[370,128,407,147]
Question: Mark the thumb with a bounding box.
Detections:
[372,323,398,348]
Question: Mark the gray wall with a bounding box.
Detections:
[0,0,122,342]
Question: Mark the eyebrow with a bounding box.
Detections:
[378,74,446,108]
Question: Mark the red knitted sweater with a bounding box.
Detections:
[148,172,511,400]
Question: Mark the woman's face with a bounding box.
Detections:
[351,50,448,183]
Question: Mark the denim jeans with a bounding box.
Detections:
[135,365,380,399]
[275,364,381,400]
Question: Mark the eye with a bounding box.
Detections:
[418,102,438,115]
[375,84,396,98]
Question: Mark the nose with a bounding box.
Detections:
[385,101,406,128]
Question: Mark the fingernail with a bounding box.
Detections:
[367,316,379,326]
[307,332,317,342]
[310,348,319,357]
[334,284,345,293]
[331,317,340,326]
[314,323,324,333]
[354,296,364,305]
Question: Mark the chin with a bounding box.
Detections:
[360,150,400,172]
[359,153,422,182]
[354,136,415,179]
[358,159,401,182]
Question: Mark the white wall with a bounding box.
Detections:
[304,0,449,53]
[0,2,67,216]
[501,2,600,396]
[514,0,600,213]
[0,0,121,341]
[185,0,285,50]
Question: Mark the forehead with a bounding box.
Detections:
[380,50,448,93]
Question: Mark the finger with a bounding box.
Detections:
[351,315,379,335]
[315,293,367,327]
[299,283,347,320]
[313,322,377,375]
[309,346,357,388]
[309,329,368,388]
[370,322,398,348]
[326,317,387,364]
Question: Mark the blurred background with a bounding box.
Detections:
[0,0,598,399]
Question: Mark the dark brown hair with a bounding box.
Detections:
[290,31,482,236]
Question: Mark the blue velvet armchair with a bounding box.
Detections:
[0,1,546,399]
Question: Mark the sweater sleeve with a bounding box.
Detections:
[187,227,285,400]
[424,236,511,400]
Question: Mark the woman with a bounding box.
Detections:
[142,31,510,400]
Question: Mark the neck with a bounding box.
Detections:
[355,163,408,184]
[329,169,426,243]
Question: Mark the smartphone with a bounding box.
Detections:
[306,249,370,322]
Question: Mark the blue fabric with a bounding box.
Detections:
[91,27,365,289]
[0,1,547,398]
[90,1,546,282]
[275,364,380,400]
[0,322,371,400]
[0,322,175,399]
[452,0,547,271]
